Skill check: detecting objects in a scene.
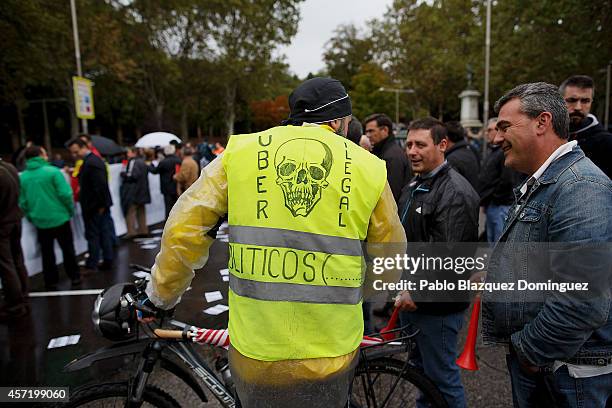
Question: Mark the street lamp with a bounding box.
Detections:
[378,87,415,125]
[70,0,88,134]
[482,0,492,159]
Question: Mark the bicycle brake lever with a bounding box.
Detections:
[124,293,156,315]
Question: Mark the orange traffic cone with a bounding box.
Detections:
[456,296,480,371]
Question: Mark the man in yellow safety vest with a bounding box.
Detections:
[146,77,406,407]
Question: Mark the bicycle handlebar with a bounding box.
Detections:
[122,273,411,352]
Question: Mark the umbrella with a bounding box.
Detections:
[135,132,181,148]
[90,135,125,156]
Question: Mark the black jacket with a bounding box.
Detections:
[570,115,612,179]
[0,160,22,225]
[445,139,480,191]
[478,145,523,206]
[120,157,151,214]
[150,154,182,196]
[397,162,479,315]
[79,153,113,216]
[372,136,412,202]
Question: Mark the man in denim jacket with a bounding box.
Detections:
[482,82,612,407]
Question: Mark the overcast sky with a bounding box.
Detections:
[278,0,394,78]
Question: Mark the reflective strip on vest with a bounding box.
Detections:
[229,274,362,305]
[229,225,363,256]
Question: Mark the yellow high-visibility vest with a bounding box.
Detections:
[222,125,387,361]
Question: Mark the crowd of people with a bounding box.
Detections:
[0,73,611,407]
[0,134,220,310]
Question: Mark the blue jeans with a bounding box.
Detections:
[83,209,115,269]
[400,311,467,408]
[485,204,510,244]
[506,352,612,408]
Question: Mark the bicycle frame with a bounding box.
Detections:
[70,268,429,407]
[64,335,237,407]
[164,341,236,407]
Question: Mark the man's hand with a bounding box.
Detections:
[394,291,417,311]
[469,271,487,285]
[518,360,540,375]
[510,343,540,375]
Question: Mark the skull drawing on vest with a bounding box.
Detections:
[274,139,333,217]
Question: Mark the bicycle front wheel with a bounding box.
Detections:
[350,357,448,408]
[60,382,180,408]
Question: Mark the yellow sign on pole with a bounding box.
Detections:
[72,76,95,119]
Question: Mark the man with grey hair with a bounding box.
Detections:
[149,144,182,217]
[482,82,612,407]
[559,75,612,178]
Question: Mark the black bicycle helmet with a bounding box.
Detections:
[92,283,138,341]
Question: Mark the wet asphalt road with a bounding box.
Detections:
[0,224,512,407]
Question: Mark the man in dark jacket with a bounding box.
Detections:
[560,75,612,179]
[478,118,523,243]
[67,138,114,271]
[395,117,479,408]
[364,113,412,202]
[120,147,151,238]
[150,144,182,217]
[444,121,481,190]
[0,158,29,321]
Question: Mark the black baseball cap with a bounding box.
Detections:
[283,77,352,125]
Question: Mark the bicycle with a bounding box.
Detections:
[57,264,447,407]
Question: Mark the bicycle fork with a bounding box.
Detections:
[129,341,163,406]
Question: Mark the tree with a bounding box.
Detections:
[323,24,374,91]
[349,63,396,121]
[377,0,480,119]
[0,0,138,149]
[206,0,303,135]
[487,0,612,109]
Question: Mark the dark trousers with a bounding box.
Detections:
[83,209,114,269]
[0,222,28,307]
[37,221,80,287]
[106,212,119,247]
[163,193,178,218]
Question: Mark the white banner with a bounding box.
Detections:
[21,163,166,276]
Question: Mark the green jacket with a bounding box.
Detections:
[19,157,74,229]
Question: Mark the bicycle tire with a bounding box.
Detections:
[350,357,449,408]
[60,382,180,408]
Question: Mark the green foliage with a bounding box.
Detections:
[323,0,612,122]
[324,24,375,91]
[3,0,610,150]
[0,0,303,148]
[350,63,396,121]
